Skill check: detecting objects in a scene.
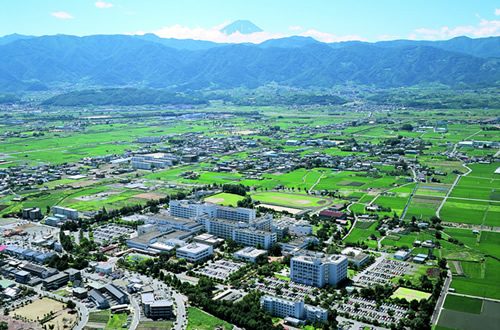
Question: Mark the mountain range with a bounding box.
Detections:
[0,33,499,92]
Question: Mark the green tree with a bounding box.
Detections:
[269,243,282,256]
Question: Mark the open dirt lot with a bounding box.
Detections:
[13,297,64,320]
[205,197,224,203]
[132,192,167,200]
[258,204,303,214]
[0,314,40,330]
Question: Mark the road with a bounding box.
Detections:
[130,295,141,330]
[74,300,89,330]
[436,174,461,218]
[307,173,324,194]
[340,202,357,242]
[172,290,187,330]
[431,270,452,325]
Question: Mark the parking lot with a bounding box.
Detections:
[194,260,245,281]
[355,258,416,286]
[335,296,409,325]
[247,276,318,301]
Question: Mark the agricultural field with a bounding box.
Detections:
[438,297,500,330]
[371,194,409,217]
[186,307,233,330]
[381,231,435,249]
[439,199,489,225]
[344,221,380,249]
[444,228,500,259]
[403,195,442,221]
[450,258,500,300]
[415,183,450,197]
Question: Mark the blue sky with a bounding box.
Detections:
[1,1,500,43]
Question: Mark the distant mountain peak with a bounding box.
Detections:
[221,20,263,35]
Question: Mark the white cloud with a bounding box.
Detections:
[288,26,302,31]
[129,23,367,44]
[95,1,114,9]
[378,34,401,41]
[51,11,74,19]
[130,23,287,43]
[410,16,500,40]
[299,29,366,43]
[495,8,500,16]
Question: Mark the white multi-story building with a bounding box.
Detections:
[169,200,217,219]
[141,292,173,319]
[147,214,203,233]
[197,216,272,243]
[232,228,277,250]
[169,200,256,223]
[260,295,328,323]
[234,247,267,263]
[290,254,348,288]
[289,221,313,236]
[216,206,256,223]
[176,243,213,263]
[199,218,242,240]
[52,206,78,220]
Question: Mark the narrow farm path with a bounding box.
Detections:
[308,173,324,194]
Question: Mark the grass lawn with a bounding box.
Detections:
[391,287,431,301]
[205,192,245,206]
[187,307,233,330]
[88,310,111,323]
[53,289,70,296]
[106,313,129,329]
[274,273,290,281]
[443,295,483,314]
[137,321,173,330]
[127,255,151,262]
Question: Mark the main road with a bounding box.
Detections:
[431,270,452,326]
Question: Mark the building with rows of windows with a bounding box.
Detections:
[290,254,348,288]
[260,295,328,325]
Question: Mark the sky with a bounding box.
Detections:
[1,1,500,43]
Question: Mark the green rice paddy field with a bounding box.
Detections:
[451,258,500,300]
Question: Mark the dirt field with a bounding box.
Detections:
[0,314,40,330]
[68,179,99,188]
[46,310,77,329]
[258,204,303,214]
[453,261,464,275]
[13,297,65,321]
[205,197,224,203]
[75,190,121,201]
[16,223,36,230]
[132,192,167,200]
